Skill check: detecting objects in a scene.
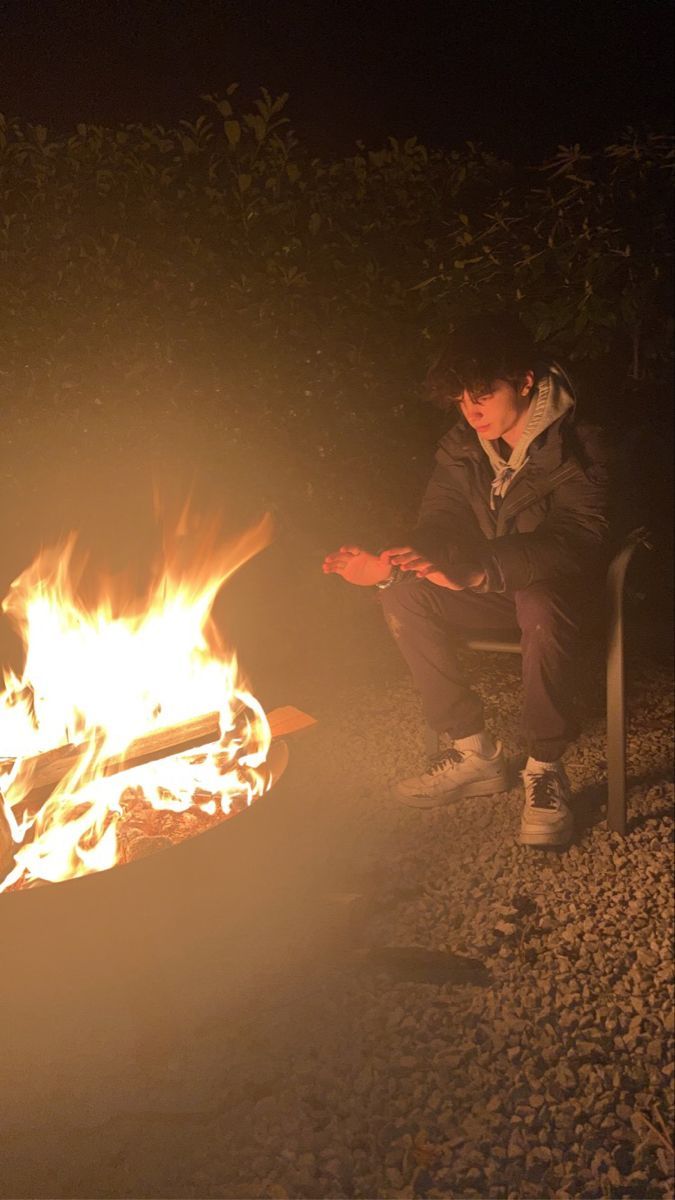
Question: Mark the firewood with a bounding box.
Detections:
[11,710,222,796]
[266,705,317,738]
[4,704,315,799]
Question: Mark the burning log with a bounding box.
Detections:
[11,710,222,795]
[5,705,315,813]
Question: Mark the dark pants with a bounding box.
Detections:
[380,576,584,762]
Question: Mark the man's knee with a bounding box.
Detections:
[515,584,578,638]
[379,575,436,638]
[380,575,428,612]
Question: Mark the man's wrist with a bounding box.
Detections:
[375,564,400,590]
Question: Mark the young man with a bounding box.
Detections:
[323,312,608,847]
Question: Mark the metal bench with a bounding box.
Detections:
[425,527,653,836]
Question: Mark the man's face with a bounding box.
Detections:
[459,372,534,444]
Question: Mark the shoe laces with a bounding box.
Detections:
[527,769,561,811]
[425,746,464,777]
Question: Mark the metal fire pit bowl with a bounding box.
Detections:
[0,760,302,1132]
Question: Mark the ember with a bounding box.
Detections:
[0,512,299,893]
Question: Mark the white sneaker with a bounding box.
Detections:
[520,761,574,847]
[393,742,508,809]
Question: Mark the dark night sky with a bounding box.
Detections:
[0,0,673,159]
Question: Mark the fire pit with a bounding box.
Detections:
[0,514,315,1131]
[0,751,309,1130]
[0,512,312,892]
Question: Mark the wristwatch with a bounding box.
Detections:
[375,565,403,590]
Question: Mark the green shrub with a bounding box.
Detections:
[1,89,671,382]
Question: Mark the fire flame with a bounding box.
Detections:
[0,513,274,893]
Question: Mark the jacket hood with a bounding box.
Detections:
[440,362,577,509]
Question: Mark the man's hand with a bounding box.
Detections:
[385,546,486,591]
[322,545,392,587]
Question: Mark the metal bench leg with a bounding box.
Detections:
[606,599,626,834]
[605,527,650,835]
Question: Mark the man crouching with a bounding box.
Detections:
[323,312,608,848]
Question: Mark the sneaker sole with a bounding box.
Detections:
[394,771,509,809]
[519,822,574,847]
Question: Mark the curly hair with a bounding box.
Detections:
[425,311,537,409]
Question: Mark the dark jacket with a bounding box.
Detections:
[413,399,609,595]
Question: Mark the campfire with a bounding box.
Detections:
[0,512,312,894]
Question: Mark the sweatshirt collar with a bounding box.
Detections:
[477,364,576,508]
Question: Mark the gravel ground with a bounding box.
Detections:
[1,645,673,1200]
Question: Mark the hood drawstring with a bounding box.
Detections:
[490,466,517,510]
